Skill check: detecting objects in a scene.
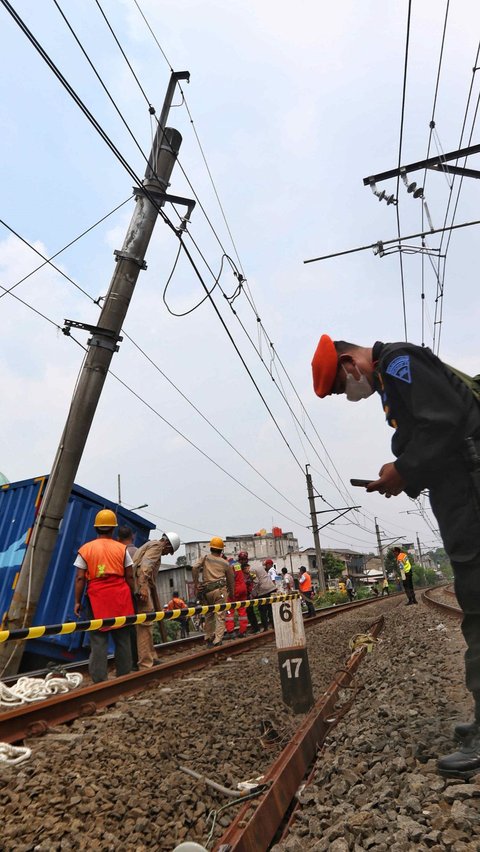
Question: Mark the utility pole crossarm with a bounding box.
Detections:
[363,142,480,186]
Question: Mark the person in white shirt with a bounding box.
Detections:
[264,558,277,584]
[281,567,294,593]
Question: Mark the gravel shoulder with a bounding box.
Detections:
[2,597,476,852]
[273,598,480,852]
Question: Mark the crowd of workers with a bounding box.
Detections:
[74,512,411,685]
[73,519,316,679]
[74,511,416,679]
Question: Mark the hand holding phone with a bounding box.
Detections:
[350,479,373,487]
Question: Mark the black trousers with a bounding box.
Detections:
[258,592,274,630]
[303,590,316,617]
[453,557,480,716]
[246,603,259,632]
[402,571,416,602]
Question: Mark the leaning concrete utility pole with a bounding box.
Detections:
[0,73,189,676]
[305,465,326,592]
[375,517,386,579]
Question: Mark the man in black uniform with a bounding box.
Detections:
[311,334,480,779]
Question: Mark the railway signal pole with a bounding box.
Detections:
[0,73,190,677]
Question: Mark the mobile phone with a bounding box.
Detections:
[350,478,373,487]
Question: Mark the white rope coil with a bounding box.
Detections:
[0,671,83,707]
[0,743,32,765]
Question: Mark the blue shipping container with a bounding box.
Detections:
[0,475,155,665]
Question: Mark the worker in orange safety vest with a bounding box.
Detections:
[74,509,135,683]
[299,566,316,618]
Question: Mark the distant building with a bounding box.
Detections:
[154,560,194,605]
[185,529,299,572]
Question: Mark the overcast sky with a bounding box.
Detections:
[1,0,479,558]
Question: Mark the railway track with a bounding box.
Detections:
[1,596,398,851]
[422,584,461,619]
[0,595,390,744]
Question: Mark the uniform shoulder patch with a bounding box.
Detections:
[386,355,411,384]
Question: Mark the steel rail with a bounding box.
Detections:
[215,617,385,852]
[422,587,462,619]
[0,596,393,743]
[1,593,397,684]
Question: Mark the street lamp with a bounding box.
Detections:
[132,503,148,512]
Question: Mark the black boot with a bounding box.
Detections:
[438,731,480,779]
[454,721,479,742]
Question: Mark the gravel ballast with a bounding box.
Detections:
[273,598,480,852]
[1,596,478,851]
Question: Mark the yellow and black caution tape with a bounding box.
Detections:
[348,632,378,653]
[0,593,300,644]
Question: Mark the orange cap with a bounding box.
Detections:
[311,334,338,398]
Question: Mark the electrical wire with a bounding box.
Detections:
[0,216,311,524]
[0,0,175,237]
[419,0,450,347]
[5,0,440,550]
[432,42,480,354]
[0,197,132,302]
[97,0,467,537]
[0,278,310,530]
[52,0,154,177]
[4,1,311,483]
[123,334,310,520]
[130,0,248,280]
[93,0,153,110]
[395,0,412,342]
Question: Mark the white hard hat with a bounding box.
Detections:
[163,531,181,552]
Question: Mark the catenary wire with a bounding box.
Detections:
[52,0,161,182]
[395,0,412,341]
[121,505,215,539]
[0,0,174,233]
[3,1,310,481]
[432,43,480,354]
[8,0,435,547]
[95,0,451,533]
[3,251,436,551]
[0,197,132,302]
[0,279,310,530]
[130,0,249,283]
[93,0,153,110]
[123,333,311,520]
[0,219,310,522]
[419,0,450,346]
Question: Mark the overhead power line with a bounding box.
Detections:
[0,218,309,523]
[94,0,363,514]
[0,197,132,302]
[0,276,310,530]
[303,217,480,264]
[395,0,412,341]
[2,1,312,481]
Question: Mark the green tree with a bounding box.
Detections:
[322,551,345,579]
[424,567,438,586]
[412,562,425,588]
[385,548,397,577]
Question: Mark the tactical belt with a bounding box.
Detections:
[203,579,226,593]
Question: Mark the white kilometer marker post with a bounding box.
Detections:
[272,597,314,714]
